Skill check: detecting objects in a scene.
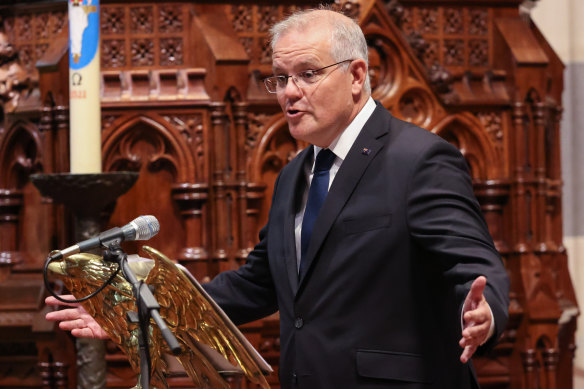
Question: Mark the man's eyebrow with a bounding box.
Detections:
[272,66,285,74]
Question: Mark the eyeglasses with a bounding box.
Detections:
[264,59,354,94]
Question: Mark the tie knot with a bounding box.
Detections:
[314,149,336,172]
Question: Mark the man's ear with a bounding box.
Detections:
[350,59,368,95]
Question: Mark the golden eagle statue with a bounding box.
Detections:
[47,246,272,389]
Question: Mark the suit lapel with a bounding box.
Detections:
[284,147,313,295]
[297,104,390,290]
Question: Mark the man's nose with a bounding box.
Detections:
[283,76,303,98]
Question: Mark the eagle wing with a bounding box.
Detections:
[141,246,271,389]
[48,247,271,389]
[48,253,169,388]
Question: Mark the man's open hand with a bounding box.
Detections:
[45,295,109,339]
[459,276,493,363]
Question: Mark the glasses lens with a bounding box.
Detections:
[296,70,319,88]
[264,77,277,93]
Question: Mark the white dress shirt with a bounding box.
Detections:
[294,97,376,269]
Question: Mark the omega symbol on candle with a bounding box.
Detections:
[72,72,82,86]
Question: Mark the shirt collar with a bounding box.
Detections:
[313,97,376,162]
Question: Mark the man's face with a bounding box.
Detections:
[272,25,357,148]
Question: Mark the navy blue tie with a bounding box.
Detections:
[300,149,336,276]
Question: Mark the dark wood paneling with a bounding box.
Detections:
[0,1,575,388]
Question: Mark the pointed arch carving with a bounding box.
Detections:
[526,88,542,104]
[247,114,306,230]
[394,86,437,128]
[0,120,43,189]
[432,113,499,180]
[366,33,407,105]
[102,113,197,183]
[249,114,306,183]
[224,86,243,103]
[101,113,198,262]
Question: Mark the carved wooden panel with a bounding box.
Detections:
[394,4,492,73]
[0,0,575,388]
[101,108,208,278]
[4,7,66,75]
[101,3,187,70]
[227,4,312,75]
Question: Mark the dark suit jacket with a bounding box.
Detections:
[204,102,510,388]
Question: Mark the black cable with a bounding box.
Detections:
[43,252,121,304]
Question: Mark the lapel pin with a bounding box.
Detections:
[361,148,371,155]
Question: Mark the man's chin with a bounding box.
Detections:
[287,126,310,143]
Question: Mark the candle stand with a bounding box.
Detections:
[31,171,139,389]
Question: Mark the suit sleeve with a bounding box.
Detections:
[405,138,510,348]
[202,176,281,325]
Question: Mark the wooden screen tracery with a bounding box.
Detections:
[0,0,576,388]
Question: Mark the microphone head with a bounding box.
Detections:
[126,215,160,241]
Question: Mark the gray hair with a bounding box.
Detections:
[269,7,371,94]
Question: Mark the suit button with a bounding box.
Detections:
[294,317,304,329]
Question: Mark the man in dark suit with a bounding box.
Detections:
[47,7,509,388]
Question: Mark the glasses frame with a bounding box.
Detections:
[264,59,354,94]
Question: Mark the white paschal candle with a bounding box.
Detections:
[68,0,102,173]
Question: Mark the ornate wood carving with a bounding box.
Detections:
[159,37,183,66]
[0,33,35,113]
[130,6,154,34]
[101,6,125,35]
[171,182,209,277]
[0,1,575,388]
[101,3,188,70]
[333,0,362,19]
[102,39,126,69]
[209,102,230,273]
[432,113,500,179]
[101,68,209,101]
[0,189,24,268]
[0,121,44,189]
[130,38,154,67]
[159,5,184,34]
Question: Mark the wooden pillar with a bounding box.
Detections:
[232,102,250,265]
[0,189,24,278]
[53,105,70,251]
[53,105,70,173]
[474,180,511,255]
[512,102,538,388]
[542,348,559,389]
[532,102,548,254]
[210,102,230,276]
[172,182,209,280]
[39,105,55,174]
[546,105,563,248]
[39,360,69,389]
[522,349,539,389]
[245,183,267,255]
[511,102,531,252]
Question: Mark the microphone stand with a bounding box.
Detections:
[103,242,182,388]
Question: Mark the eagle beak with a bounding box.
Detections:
[47,261,66,275]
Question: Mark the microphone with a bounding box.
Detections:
[48,215,160,261]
